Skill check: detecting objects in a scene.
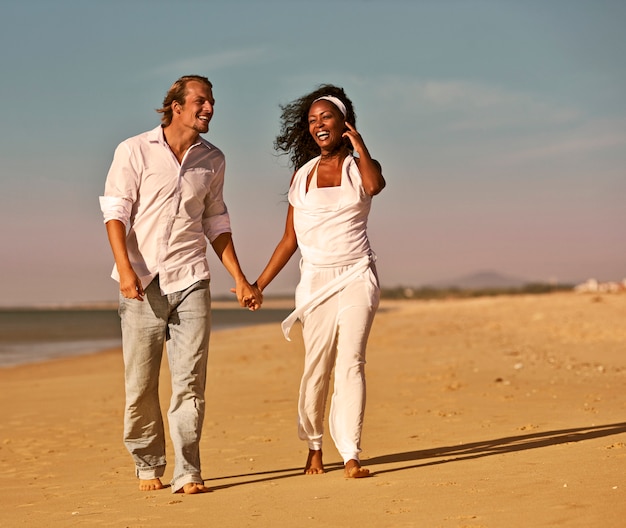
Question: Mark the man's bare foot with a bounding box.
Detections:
[139,478,164,491]
[344,459,370,478]
[304,449,325,474]
[175,482,210,494]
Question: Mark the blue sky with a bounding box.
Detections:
[0,0,624,306]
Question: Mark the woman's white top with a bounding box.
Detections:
[289,154,372,267]
[281,154,375,339]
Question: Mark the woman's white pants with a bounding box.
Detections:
[296,262,379,463]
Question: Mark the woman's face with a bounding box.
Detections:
[308,100,345,150]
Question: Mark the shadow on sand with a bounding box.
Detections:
[206,422,626,490]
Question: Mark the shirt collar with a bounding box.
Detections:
[148,125,212,151]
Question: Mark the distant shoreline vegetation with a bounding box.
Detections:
[381,283,575,300]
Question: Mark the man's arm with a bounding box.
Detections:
[105,219,144,301]
[211,232,262,310]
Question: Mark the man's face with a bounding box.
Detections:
[177,80,214,134]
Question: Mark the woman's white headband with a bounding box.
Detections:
[312,95,347,118]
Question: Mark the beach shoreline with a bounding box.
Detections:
[0,292,625,527]
[0,302,295,368]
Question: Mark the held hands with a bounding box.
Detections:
[231,280,263,311]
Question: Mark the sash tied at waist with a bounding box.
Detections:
[281,254,374,341]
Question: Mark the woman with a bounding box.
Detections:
[255,85,385,478]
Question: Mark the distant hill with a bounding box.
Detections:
[427,270,530,290]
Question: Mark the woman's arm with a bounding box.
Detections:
[255,204,298,292]
[343,122,386,196]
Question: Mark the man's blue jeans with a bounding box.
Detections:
[119,277,211,492]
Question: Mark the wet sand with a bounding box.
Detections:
[1,292,625,527]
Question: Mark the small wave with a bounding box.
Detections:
[0,339,122,368]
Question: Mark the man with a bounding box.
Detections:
[99,75,261,494]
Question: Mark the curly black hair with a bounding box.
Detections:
[274,84,356,170]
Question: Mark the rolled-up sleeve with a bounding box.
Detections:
[203,210,231,243]
[100,142,138,226]
[99,195,133,225]
[202,158,232,242]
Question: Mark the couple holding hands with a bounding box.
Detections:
[100,75,385,494]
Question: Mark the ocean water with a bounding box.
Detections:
[0,306,292,368]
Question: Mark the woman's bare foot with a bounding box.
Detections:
[304,449,325,474]
[139,478,164,491]
[176,483,210,494]
[344,459,370,478]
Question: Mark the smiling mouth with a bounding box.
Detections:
[316,131,330,140]
[198,115,210,123]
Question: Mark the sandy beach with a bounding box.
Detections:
[1,292,625,527]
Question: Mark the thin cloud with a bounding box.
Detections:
[148,48,268,77]
[370,76,581,131]
[502,118,626,164]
